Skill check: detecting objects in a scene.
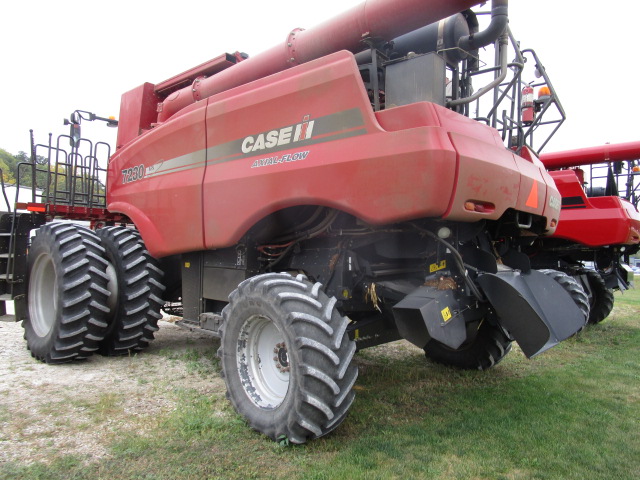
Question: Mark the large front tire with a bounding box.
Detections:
[24,223,111,364]
[423,320,512,370]
[219,273,357,444]
[96,226,165,356]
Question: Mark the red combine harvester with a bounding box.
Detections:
[2,0,590,443]
[526,142,640,323]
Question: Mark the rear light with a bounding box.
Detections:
[27,205,46,212]
[464,201,495,214]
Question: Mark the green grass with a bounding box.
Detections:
[156,346,220,377]
[3,291,639,480]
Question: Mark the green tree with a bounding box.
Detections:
[0,148,17,184]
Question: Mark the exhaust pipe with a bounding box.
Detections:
[458,0,509,52]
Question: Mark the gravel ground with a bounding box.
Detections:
[0,318,224,466]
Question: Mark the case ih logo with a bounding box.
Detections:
[241,115,315,154]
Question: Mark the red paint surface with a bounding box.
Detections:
[549,170,640,246]
[108,52,562,257]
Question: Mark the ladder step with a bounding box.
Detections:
[0,274,13,280]
[0,294,11,301]
[0,253,11,259]
[0,314,15,322]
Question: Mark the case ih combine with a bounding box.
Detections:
[2,0,593,443]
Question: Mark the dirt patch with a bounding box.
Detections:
[0,318,224,465]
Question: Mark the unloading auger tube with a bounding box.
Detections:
[157,0,485,122]
[540,141,640,170]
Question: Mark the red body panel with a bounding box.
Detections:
[549,170,640,246]
[108,105,207,257]
[540,141,640,169]
[108,52,561,257]
[116,83,161,149]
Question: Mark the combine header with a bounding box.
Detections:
[3,0,590,443]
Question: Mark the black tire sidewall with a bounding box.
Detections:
[424,320,511,370]
[24,233,63,356]
[99,234,124,340]
[585,270,614,324]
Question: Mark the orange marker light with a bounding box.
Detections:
[538,86,551,98]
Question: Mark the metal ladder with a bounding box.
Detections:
[0,212,44,322]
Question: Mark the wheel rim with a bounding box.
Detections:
[104,262,119,319]
[237,315,290,409]
[29,252,58,337]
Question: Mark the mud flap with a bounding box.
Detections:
[477,270,586,358]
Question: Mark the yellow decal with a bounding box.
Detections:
[441,307,452,323]
[430,260,447,273]
[184,262,191,268]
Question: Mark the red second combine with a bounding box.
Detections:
[526,142,640,323]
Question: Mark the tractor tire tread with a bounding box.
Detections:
[97,226,165,356]
[219,272,357,444]
[24,223,110,364]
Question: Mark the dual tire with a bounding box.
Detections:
[24,224,163,363]
[24,224,110,363]
[96,227,165,355]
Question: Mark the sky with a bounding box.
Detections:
[1,0,638,157]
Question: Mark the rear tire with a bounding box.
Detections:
[24,223,110,364]
[539,269,589,325]
[423,320,512,370]
[96,226,164,355]
[219,273,357,444]
[582,270,614,324]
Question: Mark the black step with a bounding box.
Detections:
[175,319,220,337]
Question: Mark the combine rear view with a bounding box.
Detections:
[3,0,591,443]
